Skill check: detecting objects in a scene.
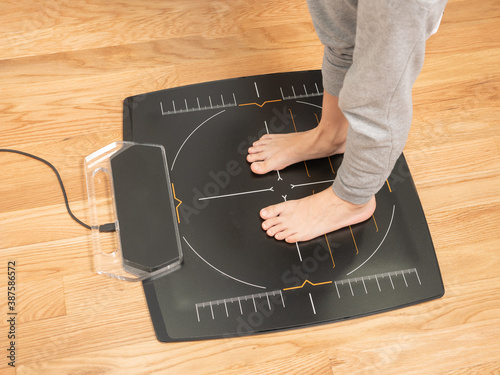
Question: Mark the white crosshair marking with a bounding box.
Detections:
[290,180,334,189]
[199,187,274,201]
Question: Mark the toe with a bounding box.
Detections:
[262,216,284,236]
[247,153,262,163]
[262,216,282,231]
[274,231,286,241]
[285,234,299,243]
[275,228,296,241]
[250,162,262,174]
[260,203,284,220]
[247,145,264,155]
[253,134,272,146]
[265,223,285,237]
[251,161,271,174]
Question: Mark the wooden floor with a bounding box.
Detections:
[1,0,499,373]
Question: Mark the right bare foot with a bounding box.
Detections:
[260,188,376,243]
[246,92,348,174]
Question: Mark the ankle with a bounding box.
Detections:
[347,196,377,215]
[314,120,347,149]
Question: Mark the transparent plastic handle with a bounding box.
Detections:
[84,142,183,282]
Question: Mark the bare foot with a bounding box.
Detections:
[261,188,376,243]
[247,92,348,174]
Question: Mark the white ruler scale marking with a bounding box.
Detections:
[195,290,284,322]
[160,93,237,115]
[334,268,421,299]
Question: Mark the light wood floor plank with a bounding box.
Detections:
[12,277,500,374]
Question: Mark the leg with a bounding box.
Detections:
[260,0,447,242]
[333,0,448,204]
[246,0,357,174]
[307,0,358,97]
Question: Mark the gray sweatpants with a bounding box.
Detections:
[307,0,447,204]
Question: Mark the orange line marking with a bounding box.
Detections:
[328,157,335,174]
[303,161,311,177]
[288,108,310,177]
[289,108,298,131]
[172,183,182,224]
[283,279,333,291]
[311,191,336,268]
[386,179,392,193]
[372,215,379,232]
[349,225,359,254]
[239,99,282,108]
[324,234,336,268]
[288,108,297,133]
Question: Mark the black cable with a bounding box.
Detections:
[0,148,116,232]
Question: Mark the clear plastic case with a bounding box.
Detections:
[84,142,183,281]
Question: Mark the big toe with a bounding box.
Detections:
[251,161,270,175]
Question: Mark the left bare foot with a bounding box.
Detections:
[260,188,376,243]
[247,91,348,174]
